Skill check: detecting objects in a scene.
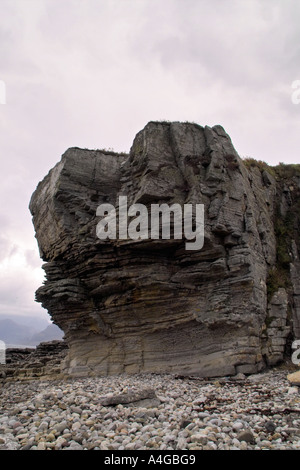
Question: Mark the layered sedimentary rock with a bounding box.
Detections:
[0,341,68,381]
[29,121,300,377]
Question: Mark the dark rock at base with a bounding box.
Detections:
[265,421,276,433]
[99,388,160,407]
[237,430,255,444]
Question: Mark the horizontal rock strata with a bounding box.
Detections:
[29,121,300,377]
[0,341,68,381]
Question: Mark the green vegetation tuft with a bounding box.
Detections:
[243,158,300,181]
[242,158,300,302]
[274,162,300,179]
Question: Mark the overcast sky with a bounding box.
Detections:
[0,0,299,324]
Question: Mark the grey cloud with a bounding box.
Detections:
[25,249,44,270]
[0,0,299,325]
[0,237,10,262]
[130,0,297,91]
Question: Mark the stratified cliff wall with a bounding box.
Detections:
[29,121,300,377]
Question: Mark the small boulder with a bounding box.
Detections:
[287,371,300,386]
[237,430,255,444]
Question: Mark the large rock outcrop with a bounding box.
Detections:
[29,121,300,377]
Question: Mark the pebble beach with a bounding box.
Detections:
[0,369,299,451]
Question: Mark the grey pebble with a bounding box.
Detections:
[0,370,299,450]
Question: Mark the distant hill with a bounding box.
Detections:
[29,323,64,344]
[0,316,64,347]
[0,318,35,346]
[0,314,49,332]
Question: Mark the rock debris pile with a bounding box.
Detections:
[0,370,299,450]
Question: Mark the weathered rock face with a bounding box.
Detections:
[0,341,68,381]
[29,121,300,377]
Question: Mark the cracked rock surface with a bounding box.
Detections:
[29,121,300,377]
